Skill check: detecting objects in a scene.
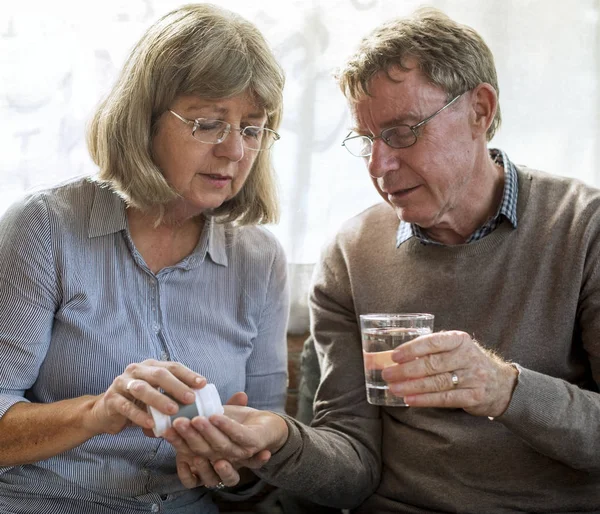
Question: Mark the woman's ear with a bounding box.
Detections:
[468,83,497,139]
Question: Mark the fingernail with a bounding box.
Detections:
[184,392,195,403]
[167,402,179,413]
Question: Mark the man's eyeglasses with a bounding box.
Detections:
[169,110,280,151]
[341,94,463,157]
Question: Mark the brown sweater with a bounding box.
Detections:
[258,167,600,513]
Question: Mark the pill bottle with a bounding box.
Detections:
[148,383,224,437]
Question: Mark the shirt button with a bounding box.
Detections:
[160,352,169,361]
[151,504,159,513]
[153,325,160,333]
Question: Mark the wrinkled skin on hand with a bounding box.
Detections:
[166,392,288,489]
[88,359,205,436]
[381,330,519,417]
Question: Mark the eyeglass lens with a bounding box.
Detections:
[192,119,275,150]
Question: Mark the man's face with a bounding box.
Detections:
[350,63,478,232]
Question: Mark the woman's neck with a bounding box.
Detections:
[126,207,205,273]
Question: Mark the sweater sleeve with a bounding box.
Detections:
[254,239,382,509]
[496,199,600,472]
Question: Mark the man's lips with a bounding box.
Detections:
[386,185,420,198]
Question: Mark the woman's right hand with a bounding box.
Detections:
[86,359,206,436]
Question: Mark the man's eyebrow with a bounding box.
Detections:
[348,114,418,135]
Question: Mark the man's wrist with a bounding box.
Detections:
[488,362,522,421]
[269,413,290,454]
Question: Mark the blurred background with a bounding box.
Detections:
[1,0,598,331]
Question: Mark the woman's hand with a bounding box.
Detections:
[171,392,269,489]
[165,392,286,488]
[175,452,242,489]
[166,405,288,464]
[86,359,206,436]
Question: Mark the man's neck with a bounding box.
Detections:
[421,153,505,245]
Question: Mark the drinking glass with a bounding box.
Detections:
[360,313,434,406]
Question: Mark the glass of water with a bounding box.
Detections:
[360,313,434,406]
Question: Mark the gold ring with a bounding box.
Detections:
[451,372,459,387]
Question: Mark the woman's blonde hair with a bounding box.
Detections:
[337,8,501,141]
[87,3,284,225]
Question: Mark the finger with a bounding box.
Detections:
[388,370,466,397]
[210,458,241,487]
[113,393,154,429]
[163,427,194,453]
[191,457,222,487]
[383,350,465,383]
[171,417,216,458]
[206,414,260,454]
[123,360,206,404]
[125,378,181,419]
[226,392,248,407]
[391,330,468,363]
[177,459,201,489]
[239,449,272,469]
[187,416,254,461]
[401,389,467,409]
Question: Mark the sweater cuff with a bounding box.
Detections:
[254,414,303,477]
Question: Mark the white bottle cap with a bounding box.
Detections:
[148,404,171,437]
[195,383,225,417]
[148,383,224,437]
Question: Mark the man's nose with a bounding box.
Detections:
[367,138,399,178]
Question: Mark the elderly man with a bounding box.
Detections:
[168,8,600,513]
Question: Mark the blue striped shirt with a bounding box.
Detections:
[396,148,519,246]
[0,177,289,513]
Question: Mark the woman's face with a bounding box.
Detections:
[152,92,267,217]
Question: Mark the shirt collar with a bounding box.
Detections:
[88,182,128,238]
[87,182,228,267]
[396,148,518,247]
[492,148,518,229]
[205,217,228,267]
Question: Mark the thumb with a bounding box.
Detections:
[226,391,248,407]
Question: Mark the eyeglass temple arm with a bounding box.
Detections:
[169,110,194,125]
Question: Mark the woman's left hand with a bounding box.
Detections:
[175,451,240,489]
[167,392,271,489]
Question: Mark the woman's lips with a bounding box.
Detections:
[198,173,232,189]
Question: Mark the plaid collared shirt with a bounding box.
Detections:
[396,148,518,247]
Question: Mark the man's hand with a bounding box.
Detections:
[381,330,518,417]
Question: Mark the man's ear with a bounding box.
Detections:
[469,83,497,139]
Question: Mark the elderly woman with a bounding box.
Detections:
[0,4,287,513]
